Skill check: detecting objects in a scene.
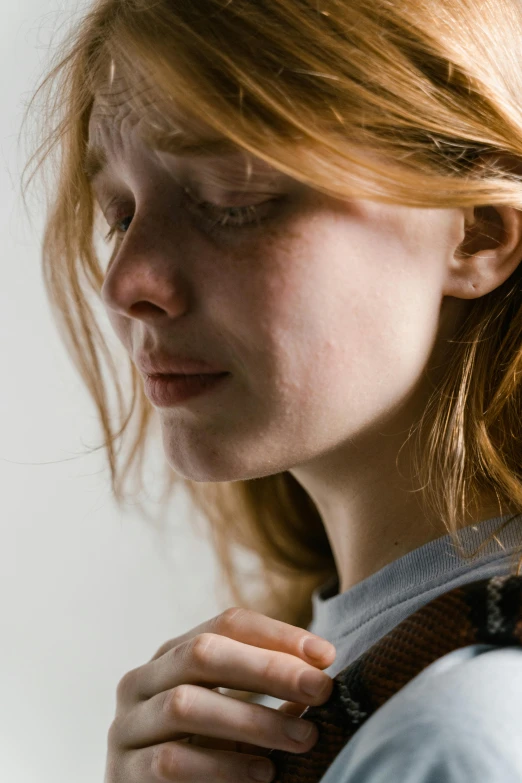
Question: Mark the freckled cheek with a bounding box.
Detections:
[220,242,286,313]
[248,269,312,347]
[253,294,342,399]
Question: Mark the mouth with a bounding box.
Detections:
[147,372,228,378]
[143,372,231,407]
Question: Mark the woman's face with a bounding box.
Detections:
[89,95,471,483]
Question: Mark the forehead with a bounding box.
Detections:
[89,92,216,148]
[88,64,213,146]
[85,66,302,192]
[86,81,283,186]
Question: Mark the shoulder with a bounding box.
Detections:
[319,645,522,783]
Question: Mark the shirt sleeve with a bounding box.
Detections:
[317,644,522,783]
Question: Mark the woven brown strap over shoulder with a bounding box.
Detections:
[267,574,522,783]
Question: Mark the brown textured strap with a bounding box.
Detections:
[267,574,522,783]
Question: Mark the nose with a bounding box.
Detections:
[100,216,190,322]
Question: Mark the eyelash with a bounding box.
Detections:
[104,192,274,244]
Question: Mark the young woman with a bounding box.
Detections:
[21,0,522,781]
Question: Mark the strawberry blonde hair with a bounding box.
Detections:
[20,0,522,637]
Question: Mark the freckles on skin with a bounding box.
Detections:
[235,198,456,455]
[160,193,451,482]
[88,79,463,483]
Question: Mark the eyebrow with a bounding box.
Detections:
[83,134,244,183]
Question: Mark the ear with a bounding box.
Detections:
[445,153,522,299]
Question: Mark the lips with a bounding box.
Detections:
[147,371,229,380]
[147,371,227,378]
[143,369,231,406]
[136,351,227,377]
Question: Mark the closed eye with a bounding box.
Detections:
[104,191,281,243]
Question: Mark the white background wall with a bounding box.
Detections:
[1,2,256,780]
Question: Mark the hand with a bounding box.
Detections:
[104,606,336,782]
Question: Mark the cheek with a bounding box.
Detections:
[240,218,444,423]
[105,310,131,354]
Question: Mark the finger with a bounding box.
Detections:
[186,736,272,760]
[150,741,278,783]
[123,742,276,783]
[148,607,336,668]
[135,632,335,705]
[116,683,319,754]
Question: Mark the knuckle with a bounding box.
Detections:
[191,632,219,667]
[239,709,264,742]
[164,684,198,719]
[214,606,249,633]
[152,743,179,779]
[259,652,279,683]
[115,668,139,702]
[106,717,121,747]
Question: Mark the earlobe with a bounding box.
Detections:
[447,204,522,300]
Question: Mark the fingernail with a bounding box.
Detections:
[303,636,335,661]
[300,670,329,697]
[285,719,315,743]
